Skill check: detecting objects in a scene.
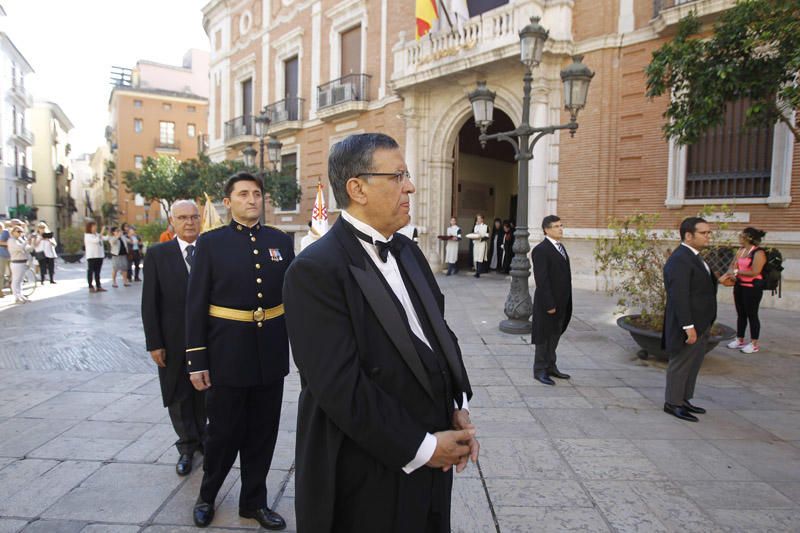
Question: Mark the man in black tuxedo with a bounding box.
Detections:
[186,173,293,530]
[283,133,479,533]
[141,199,205,476]
[530,215,572,386]
[662,216,719,422]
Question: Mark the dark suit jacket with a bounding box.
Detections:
[283,218,472,533]
[141,239,190,407]
[661,244,718,354]
[531,238,573,345]
[185,221,294,387]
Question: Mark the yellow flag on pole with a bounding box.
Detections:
[201,193,224,234]
[416,0,439,40]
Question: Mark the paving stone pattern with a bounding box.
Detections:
[0,261,799,531]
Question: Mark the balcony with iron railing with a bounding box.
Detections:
[224,115,256,147]
[9,82,32,107]
[265,97,305,136]
[155,139,180,153]
[12,126,34,146]
[316,74,371,122]
[19,166,36,183]
[652,0,735,33]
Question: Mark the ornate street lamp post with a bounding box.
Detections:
[243,108,283,218]
[467,16,594,335]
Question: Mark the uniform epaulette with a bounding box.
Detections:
[262,224,288,235]
[205,225,227,234]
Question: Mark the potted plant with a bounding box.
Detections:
[58,226,85,263]
[594,213,735,360]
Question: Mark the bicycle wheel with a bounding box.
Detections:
[21,268,37,297]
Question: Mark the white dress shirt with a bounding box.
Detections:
[341,211,469,474]
[545,235,565,256]
[176,237,196,273]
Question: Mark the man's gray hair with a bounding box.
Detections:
[170,199,199,217]
[328,133,399,209]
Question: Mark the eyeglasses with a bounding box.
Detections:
[174,215,201,222]
[355,170,412,184]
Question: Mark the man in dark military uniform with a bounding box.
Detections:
[186,172,293,530]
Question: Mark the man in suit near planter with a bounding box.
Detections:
[283,133,478,533]
[530,215,572,386]
[141,199,206,476]
[186,173,293,530]
[662,216,718,422]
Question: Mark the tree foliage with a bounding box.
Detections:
[645,0,800,145]
[123,155,246,214]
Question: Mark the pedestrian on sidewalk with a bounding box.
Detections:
[84,222,108,292]
[0,221,10,297]
[186,173,293,530]
[488,217,503,272]
[471,214,489,278]
[501,220,514,274]
[127,226,142,282]
[142,200,206,478]
[7,225,33,303]
[530,215,572,385]
[159,223,175,242]
[109,227,130,288]
[33,223,57,284]
[445,216,461,275]
[662,217,719,422]
[284,133,478,533]
[726,227,767,354]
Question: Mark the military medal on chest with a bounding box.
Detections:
[268,248,283,262]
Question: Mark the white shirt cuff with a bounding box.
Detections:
[456,393,469,412]
[402,433,437,474]
[682,325,695,330]
[189,370,206,374]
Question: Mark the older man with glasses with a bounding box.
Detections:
[141,200,207,476]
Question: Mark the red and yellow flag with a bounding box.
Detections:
[416,0,439,40]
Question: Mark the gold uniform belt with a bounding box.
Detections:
[208,304,284,322]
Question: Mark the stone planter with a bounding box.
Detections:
[617,314,736,361]
[60,253,84,264]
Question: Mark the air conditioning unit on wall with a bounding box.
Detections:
[318,88,332,109]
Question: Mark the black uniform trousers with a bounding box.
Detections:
[166,377,207,455]
[334,259,456,533]
[534,317,564,374]
[200,378,284,510]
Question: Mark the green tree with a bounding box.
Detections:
[123,155,183,214]
[645,0,800,145]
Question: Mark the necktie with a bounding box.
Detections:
[185,245,195,268]
[347,223,404,263]
[556,242,567,260]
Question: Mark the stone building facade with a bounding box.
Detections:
[203,0,799,309]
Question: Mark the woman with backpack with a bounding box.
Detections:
[726,227,767,354]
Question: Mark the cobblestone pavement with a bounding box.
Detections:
[0,260,799,532]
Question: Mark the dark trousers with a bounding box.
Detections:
[39,257,55,282]
[200,380,283,510]
[87,258,103,288]
[446,263,457,276]
[534,328,563,374]
[665,331,709,405]
[167,381,206,455]
[734,283,763,339]
[128,250,142,280]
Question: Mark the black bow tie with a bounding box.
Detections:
[347,222,404,262]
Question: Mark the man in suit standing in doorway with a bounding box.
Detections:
[283,133,478,533]
[141,199,206,476]
[662,216,718,422]
[530,215,572,386]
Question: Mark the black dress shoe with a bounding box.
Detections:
[683,401,706,414]
[534,372,555,386]
[176,453,192,476]
[664,403,698,422]
[239,507,286,530]
[193,499,215,528]
[548,368,571,380]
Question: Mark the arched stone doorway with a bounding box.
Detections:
[449,109,518,269]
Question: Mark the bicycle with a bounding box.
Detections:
[2,266,37,298]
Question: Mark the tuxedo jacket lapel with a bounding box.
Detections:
[334,221,435,402]
[397,245,465,389]
[166,239,189,284]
